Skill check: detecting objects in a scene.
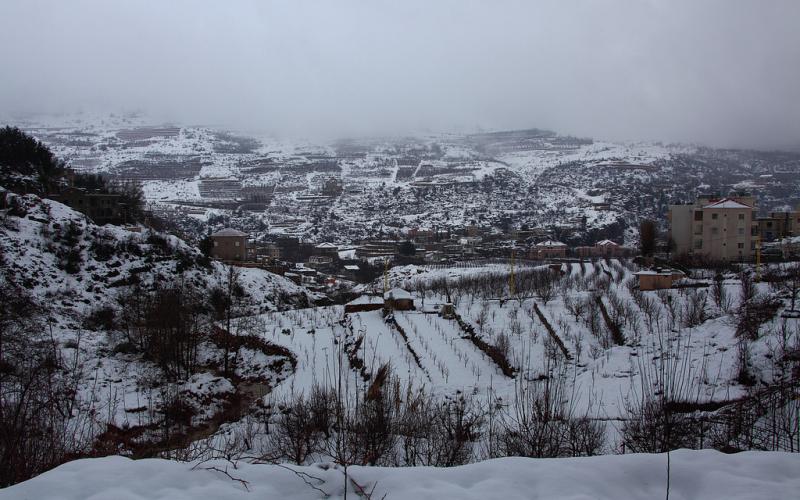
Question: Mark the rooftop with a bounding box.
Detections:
[702,198,752,210]
[536,240,566,247]
[347,295,384,306]
[384,287,413,300]
[634,268,685,276]
[210,228,248,237]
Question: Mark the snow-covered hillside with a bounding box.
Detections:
[0,188,317,449]
[2,450,797,500]
[0,188,315,319]
[175,259,800,467]
[253,261,797,409]
[14,114,800,247]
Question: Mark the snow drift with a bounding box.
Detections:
[1,450,797,500]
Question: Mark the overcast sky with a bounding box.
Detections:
[1,0,799,148]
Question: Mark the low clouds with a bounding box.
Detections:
[1,0,799,148]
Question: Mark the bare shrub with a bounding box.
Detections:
[0,284,93,486]
[681,289,708,328]
[497,367,604,458]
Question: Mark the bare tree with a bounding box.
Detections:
[711,274,731,312]
[770,264,800,312]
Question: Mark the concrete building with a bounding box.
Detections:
[210,228,248,261]
[314,242,339,257]
[52,189,124,225]
[758,206,800,241]
[634,268,685,291]
[531,240,567,259]
[669,196,757,261]
[356,241,397,259]
[574,240,629,258]
[322,178,343,197]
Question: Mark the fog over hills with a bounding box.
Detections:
[2,0,800,149]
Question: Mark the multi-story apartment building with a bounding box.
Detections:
[669,195,757,261]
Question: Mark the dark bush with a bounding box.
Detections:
[90,238,116,262]
[84,305,116,331]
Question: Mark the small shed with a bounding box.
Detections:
[634,268,685,291]
[344,295,385,314]
[439,303,455,319]
[384,288,415,311]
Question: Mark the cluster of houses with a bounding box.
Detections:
[206,224,647,296]
[203,191,798,294]
[208,225,635,277]
[208,229,357,291]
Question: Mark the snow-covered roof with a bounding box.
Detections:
[702,198,752,209]
[384,287,413,300]
[344,265,360,271]
[596,239,619,246]
[347,295,384,305]
[210,228,248,237]
[315,242,338,248]
[634,268,685,276]
[536,240,566,247]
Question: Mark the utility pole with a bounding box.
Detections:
[383,257,389,294]
[509,248,516,298]
[755,235,762,282]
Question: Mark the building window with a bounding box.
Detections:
[738,213,745,220]
[711,227,718,235]
[235,241,240,247]
[738,228,744,235]
[213,241,218,247]
[712,213,718,220]
[694,211,703,221]
[694,239,703,249]
[738,242,744,249]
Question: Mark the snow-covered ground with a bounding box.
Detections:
[2,450,797,500]
[0,190,318,430]
[255,260,798,418]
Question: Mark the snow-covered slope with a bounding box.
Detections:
[256,261,797,409]
[0,187,314,318]
[0,188,316,434]
[2,450,797,500]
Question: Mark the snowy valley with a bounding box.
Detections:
[1,118,798,499]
